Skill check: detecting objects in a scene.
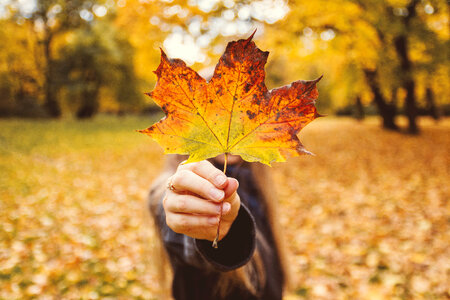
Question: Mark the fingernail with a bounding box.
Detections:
[222,202,231,214]
[214,174,227,186]
[210,188,224,201]
[208,216,219,225]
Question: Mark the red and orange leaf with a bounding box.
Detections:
[139,32,321,166]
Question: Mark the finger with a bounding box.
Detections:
[171,170,225,202]
[165,193,223,216]
[223,177,239,199]
[178,161,228,188]
[167,213,219,234]
[221,178,240,219]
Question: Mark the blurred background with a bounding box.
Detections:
[0,0,449,299]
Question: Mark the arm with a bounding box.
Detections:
[148,160,256,272]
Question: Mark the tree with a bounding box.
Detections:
[0,19,45,117]
[267,0,449,132]
[8,0,107,117]
[55,22,142,119]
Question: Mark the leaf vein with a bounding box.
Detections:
[228,83,317,151]
[172,75,224,148]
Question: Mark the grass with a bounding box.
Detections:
[0,115,448,299]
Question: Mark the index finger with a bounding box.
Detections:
[178,160,227,188]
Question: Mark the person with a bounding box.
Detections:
[148,154,291,300]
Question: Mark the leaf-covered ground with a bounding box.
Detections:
[0,116,448,299]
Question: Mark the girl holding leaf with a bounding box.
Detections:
[148,154,290,299]
[141,33,320,299]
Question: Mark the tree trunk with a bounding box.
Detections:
[425,87,439,121]
[363,69,399,130]
[43,31,61,118]
[76,101,98,119]
[394,35,418,134]
[76,78,101,119]
[76,90,100,119]
[354,96,364,121]
[394,0,420,134]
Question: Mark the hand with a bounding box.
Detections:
[163,160,240,241]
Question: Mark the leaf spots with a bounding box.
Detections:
[244,82,252,93]
[253,94,262,105]
[246,110,257,120]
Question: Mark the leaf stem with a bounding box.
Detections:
[223,153,228,174]
[212,153,227,248]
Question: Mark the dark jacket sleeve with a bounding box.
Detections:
[149,186,256,272]
[195,204,256,271]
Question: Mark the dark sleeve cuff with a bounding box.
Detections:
[194,204,256,272]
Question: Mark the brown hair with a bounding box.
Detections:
[148,155,291,298]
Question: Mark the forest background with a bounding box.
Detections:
[0,0,449,299]
[1,0,449,132]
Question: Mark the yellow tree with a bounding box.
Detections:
[268,0,449,132]
[7,0,112,117]
[0,19,44,116]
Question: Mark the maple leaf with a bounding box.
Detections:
[139,32,321,166]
